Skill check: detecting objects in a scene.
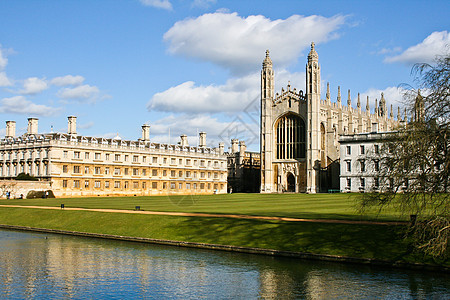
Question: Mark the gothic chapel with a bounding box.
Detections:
[260,43,400,193]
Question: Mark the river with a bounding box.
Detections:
[0,229,448,299]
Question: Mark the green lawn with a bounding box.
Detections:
[0,193,407,221]
[1,207,442,266]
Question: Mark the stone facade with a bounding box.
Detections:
[0,117,227,197]
[339,132,388,192]
[260,43,400,193]
[227,139,260,193]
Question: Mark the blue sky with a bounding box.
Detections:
[0,0,449,151]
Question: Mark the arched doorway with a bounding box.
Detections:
[287,173,295,192]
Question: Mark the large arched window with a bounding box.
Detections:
[275,114,306,159]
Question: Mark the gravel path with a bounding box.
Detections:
[0,204,407,225]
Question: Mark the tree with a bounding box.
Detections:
[360,53,449,259]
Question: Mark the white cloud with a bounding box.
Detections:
[149,69,305,114]
[78,121,94,130]
[50,75,85,86]
[140,0,172,10]
[148,114,260,149]
[385,31,450,64]
[377,47,402,55]
[57,84,100,100]
[19,77,49,95]
[192,0,216,9]
[0,96,60,116]
[0,72,12,87]
[149,73,258,113]
[0,46,13,86]
[164,12,346,74]
[0,45,8,71]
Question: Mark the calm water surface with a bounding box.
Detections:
[0,229,448,299]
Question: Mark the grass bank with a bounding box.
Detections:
[0,193,407,221]
[0,207,447,267]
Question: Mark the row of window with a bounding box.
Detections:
[345,177,379,189]
[345,144,380,156]
[0,150,49,160]
[346,177,411,191]
[345,160,379,173]
[1,163,49,177]
[63,165,224,179]
[64,151,224,167]
[63,179,224,191]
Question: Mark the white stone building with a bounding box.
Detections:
[260,43,400,193]
[0,117,227,197]
[339,130,390,192]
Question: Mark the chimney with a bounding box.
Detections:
[239,140,246,155]
[231,139,239,153]
[218,142,224,155]
[5,121,16,138]
[27,118,38,135]
[180,134,189,147]
[141,124,150,142]
[198,132,206,147]
[68,116,77,135]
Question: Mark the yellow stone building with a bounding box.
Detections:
[0,117,227,197]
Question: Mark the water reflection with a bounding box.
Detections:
[0,229,448,299]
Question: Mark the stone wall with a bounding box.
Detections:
[0,180,52,199]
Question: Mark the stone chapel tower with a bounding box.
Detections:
[260,50,275,192]
[305,42,321,193]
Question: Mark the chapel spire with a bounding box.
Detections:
[414,89,425,122]
[337,86,341,106]
[379,92,386,117]
[347,89,351,107]
[263,49,273,68]
[308,42,319,62]
[326,82,330,103]
[261,50,274,100]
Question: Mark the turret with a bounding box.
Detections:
[347,89,351,107]
[198,132,206,147]
[27,118,38,135]
[5,121,16,138]
[374,98,378,116]
[231,139,239,153]
[68,116,77,135]
[180,134,188,147]
[141,124,150,142]
[326,82,331,104]
[379,93,386,117]
[261,50,274,100]
[337,86,341,107]
[414,90,424,122]
[239,140,246,155]
[357,93,361,111]
[218,142,224,155]
[366,96,370,113]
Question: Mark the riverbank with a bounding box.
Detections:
[0,206,448,271]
